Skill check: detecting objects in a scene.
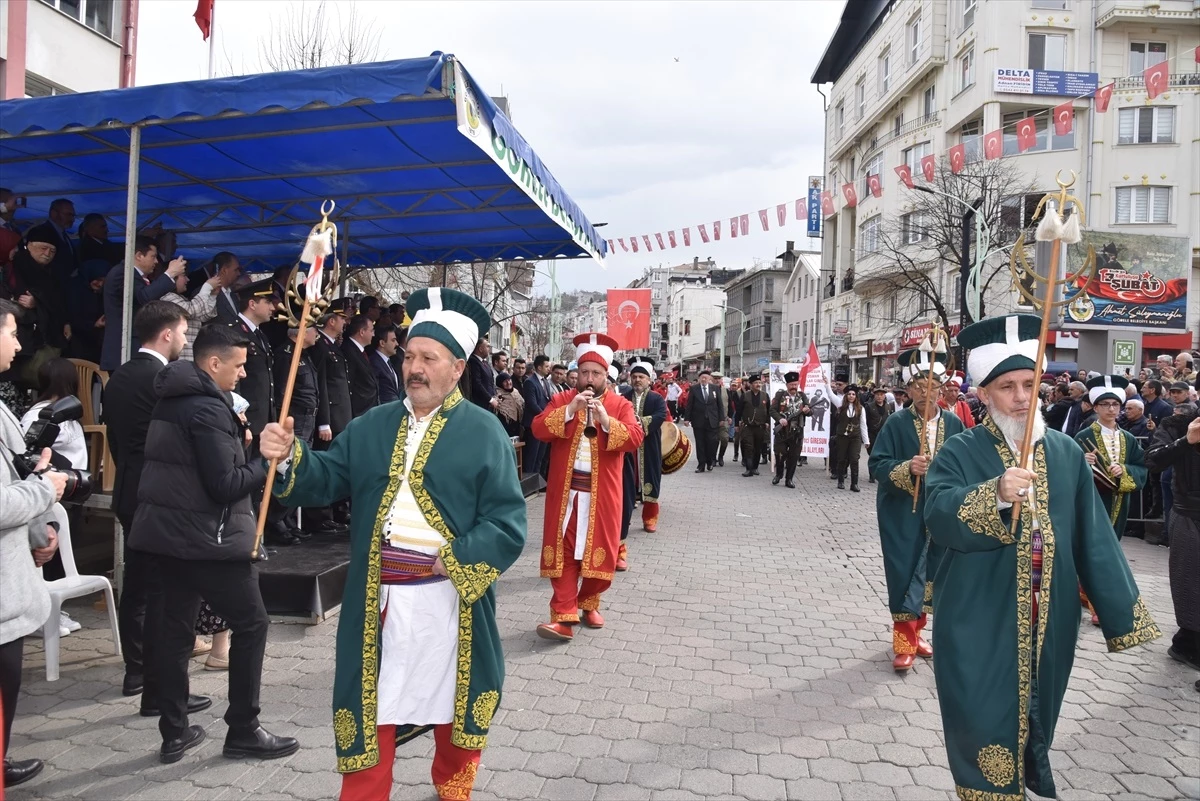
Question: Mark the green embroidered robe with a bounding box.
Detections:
[867,407,964,619]
[924,420,1161,801]
[273,388,527,772]
[1073,423,1147,540]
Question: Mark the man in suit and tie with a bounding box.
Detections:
[521,354,553,478]
[100,236,186,371]
[302,300,352,534]
[369,324,401,405]
[103,301,210,713]
[210,252,242,325]
[24,198,78,287]
[685,369,721,472]
[468,337,498,410]
[341,313,378,418]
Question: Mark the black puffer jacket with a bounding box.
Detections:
[1144,407,1200,521]
[128,360,265,561]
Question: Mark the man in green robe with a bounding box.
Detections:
[925,314,1160,801]
[868,348,964,672]
[261,288,526,801]
[1073,374,1148,540]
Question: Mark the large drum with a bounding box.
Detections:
[660,421,692,475]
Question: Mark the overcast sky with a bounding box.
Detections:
[136,0,842,293]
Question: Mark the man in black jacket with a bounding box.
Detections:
[304,303,352,533]
[128,325,299,765]
[468,337,498,410]
[521,354,553,478]
[99,236,185,371]
[685,370,721,472]
[102,301,194,701]
[341,313,378,418]
[369,324,401,405]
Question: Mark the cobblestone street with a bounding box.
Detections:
[8,457,1198,801]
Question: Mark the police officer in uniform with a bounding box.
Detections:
[303,298,353,534]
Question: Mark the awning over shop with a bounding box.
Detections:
[0,53,606,270]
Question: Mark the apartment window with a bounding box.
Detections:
[825,312,833,338]
[922,85,936,118]
[1115,186,1170,224]
[802,321,809,346]
[835,102,845,138]
[888,295,898,322]
[958,47,975,93]
[859,216,882,254]
[683,320,691,336]
[894,113,904,137]
[39,0,116,38]
[1119,107,1175,144]
[903,141,932,172]
[856,80,866,120]
[962,0,977,31]
[1002,110,1074,154]
[879,50,891,94]
[1028,33,1067,71]
[1129,42,1167,75]
[950,274,962,311]
[765,278,774,302]
[864,301,874,328]
[908,15,922,66]
[864,154,883,181]
[764,316,773,342]
[902,213,929,245]
[961,120,983,163]
[1000,193,1043,236]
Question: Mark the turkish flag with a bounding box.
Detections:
[1144,61,1169,100]
[948,144,966,174]
[683,228,691,246]
[1016,115,1037,152]
[655,233,665,250]
[895,164,914,189]
[867,174,882,198]
[668,230,677,248]
[777,204,787,227]
[1094,82,1114,112]
[920,154,936,182]
[607,288,652,351]
[606,240,614,254]
[841,183,858,208]
[1053,101,1074,136]
[759,209,770,231]
[739,214,749,236]
[642,235,653,251]
[1195,45,1199,63]
[698,224,709,243]
[820,191,835,217]
[618,238,628,252]
[713,220,721,240]
[984,129,1002,160]
[796,198,805,221]
[631,237,639,253]
[730,216,739,238]
[194,0,214,40]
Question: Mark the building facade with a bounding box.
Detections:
[811,0,1199,382]
[721,264,789,377]
[781,251,822,363]
[667,278,726,375]
[1,0,138,98]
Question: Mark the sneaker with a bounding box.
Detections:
[60,611,81,633]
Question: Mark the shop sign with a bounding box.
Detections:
[900,323,961,347]
[847,341,872,360]
[1063,232,1190,331]
[870,339,897,357]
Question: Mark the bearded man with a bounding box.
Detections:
[533,333,643,640]
[619,359,667,570]
[261,288,527,801]
[938,371,976,429]
[924,314,1160,801]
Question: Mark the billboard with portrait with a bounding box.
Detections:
[1062,232,1189,331]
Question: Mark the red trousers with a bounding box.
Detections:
[549,499,611,623]
[892,614,928,656]
[339,723,481,801]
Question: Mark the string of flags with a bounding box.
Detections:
[603,198,814,256]
[827,46,1200,214]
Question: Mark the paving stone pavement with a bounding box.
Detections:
[7,456,1198,800]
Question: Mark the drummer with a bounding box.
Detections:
[620,360,668,570]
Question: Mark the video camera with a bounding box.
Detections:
[11,396,93,505]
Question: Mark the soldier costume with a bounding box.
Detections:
[770,372,808,488]
[737,375,770,477]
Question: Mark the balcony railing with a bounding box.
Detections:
[823,282,836,300]
[1114,73,1200,91]
[868,113,940,153]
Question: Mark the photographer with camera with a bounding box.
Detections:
[0,297,68,789]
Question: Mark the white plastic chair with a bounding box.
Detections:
[39,504,121,681]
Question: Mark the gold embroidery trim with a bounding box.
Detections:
[471,690,499,731]
[434,761,479,801]
[605,419,631,451]
[957,478,1014,544]
[892,629,916,655]
[550,610,580,623]
[543,404,568,438]
[1106,595,1162,652]
[592,547,607,568]
[977,744,1016,789]
[955,785,1023,801]
[333,708,356,751]
[541,545,553,566]
[891,612,919,622]
[439,546,501,606]
[543,415,583,579]
[889,460,916,493]
[579,594,601,611]
[276,439,305,499]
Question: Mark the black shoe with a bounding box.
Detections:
[742,470,753,477]
[1168,646,1200,671]
[786,481,796,489]
[706,465,713,471]
[829,474,837,480]
[223,726,300,760]
[718,459,724,467]
[4,758,44,787]
[160,725,206,764]
[122,672,144,697]
[265,531,301,547]
[851,484,861,493]
[695,467,706,473]
[314,521,349,535]
[286,524,312,540]
[772,476,781,485]
[837,478,845,489]
[141,694,214,717]
[869,476,876,483]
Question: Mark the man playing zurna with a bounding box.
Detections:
[261,287,527,801]
[867,347,964,671]
[925,314,1160,801]
[619,359,667,570]
[534,333,643,641]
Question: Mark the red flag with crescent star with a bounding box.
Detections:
[618,238,628,252]
[777,204,787,227]
[983,129,1002,160]
[1053,101,1074,136]
[759,209,770,231]
[713,220,721,240]
[606,289,652,350]
[895,164,913,189]
[920,155,936,182]
[948,144,966,174]
[820,191,835,217]
[1144,61,1169,100]
[698,224,709,243]
[682,228,691,246]
[795,198,805,221]
[730,216,739,238]
[642,235,653,251]
[841,183,858,208]
[867,174,882,198]
[1094,82,1114,112]
[1016,115,1037,152]
[655,233,665,250]
[631,237,639,253]
[606,240,613,254]
[668,230,677,248]
[739,214,749,236]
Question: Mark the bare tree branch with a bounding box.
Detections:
[259,0,383,73]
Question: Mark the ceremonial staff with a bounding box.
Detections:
[911,323,945,512]
[1007,172,1096,531]
[251,200,341,558]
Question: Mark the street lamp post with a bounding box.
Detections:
[909,182,990,329]
[717,303,749,376]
